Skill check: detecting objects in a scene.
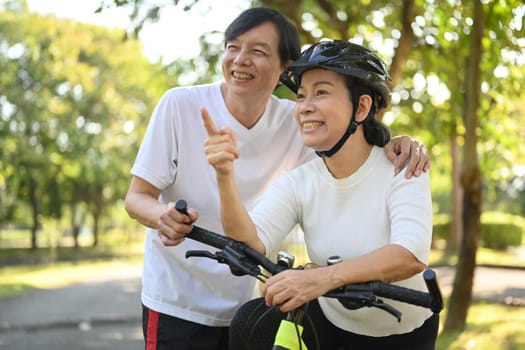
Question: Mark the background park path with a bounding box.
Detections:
[0,265,524,350]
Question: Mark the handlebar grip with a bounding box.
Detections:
[371,282,432,308]
[188,226,232,250]
[175,200,230,249]
[175,199,190,216]
[369,269,443,312]
[423,269,444,313]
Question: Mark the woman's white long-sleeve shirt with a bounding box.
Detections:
[251,146,433,337]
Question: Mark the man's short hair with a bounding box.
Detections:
[224,7,301,65]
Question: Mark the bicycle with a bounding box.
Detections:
[175,199,443,350]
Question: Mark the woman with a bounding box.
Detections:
[200,40,438,349]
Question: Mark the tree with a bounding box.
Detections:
[442,0,483,332]
[0,9,173,247]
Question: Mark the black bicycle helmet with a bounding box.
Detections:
[279,40,392,157]
[280,40,391,107]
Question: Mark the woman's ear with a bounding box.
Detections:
[355,94,373,122]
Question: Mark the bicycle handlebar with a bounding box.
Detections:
[175,200,286,275]
[325,269,442,313]
[175,199,443,317]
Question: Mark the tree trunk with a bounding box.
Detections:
[91,185,104,247]
[377,0,417,121]
[71,202,80,249]
[448,134,463,250]
[28,176,39,249]
[389,0,417,87]
[92,209,101,247]
[443,0,484,332]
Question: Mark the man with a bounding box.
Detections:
[125,7,429,350]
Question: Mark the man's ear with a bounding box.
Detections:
[355,94,373,122]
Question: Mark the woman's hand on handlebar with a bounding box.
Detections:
[157,202,199,246]
[262,268,332,313]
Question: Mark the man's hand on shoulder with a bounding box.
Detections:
[385,136,430,178]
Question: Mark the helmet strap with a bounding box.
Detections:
[315,88,369,158]
[315,117,362,158]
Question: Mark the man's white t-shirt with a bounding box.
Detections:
[251,146,434,336]
[131,81,312,326]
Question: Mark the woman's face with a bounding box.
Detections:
[293,68,353,151]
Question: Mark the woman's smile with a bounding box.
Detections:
[301,120,325,132]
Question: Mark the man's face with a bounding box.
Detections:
[222,22,284,97]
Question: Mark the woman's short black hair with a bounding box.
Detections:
[224,7,301,65]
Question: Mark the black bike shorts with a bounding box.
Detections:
[142,304,229,350]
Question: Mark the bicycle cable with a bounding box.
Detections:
[248,303,280,350]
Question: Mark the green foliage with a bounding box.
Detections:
[433,212,524,250]
[0,238,144,266]
[481,223,522,250]
[430,246,525,268]
[481,211,525,249]
[433,222,452,242]
[0,9,175,246]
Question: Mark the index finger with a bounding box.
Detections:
[201,107,218,136]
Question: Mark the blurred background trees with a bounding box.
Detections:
[0,0,175,248]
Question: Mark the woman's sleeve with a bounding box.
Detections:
[249,173,300,257]
[389,169,433,265]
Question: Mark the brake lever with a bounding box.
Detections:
[185,250,218,260]
[332,290,403,322]
[218,248,265,281]
[368,299,402,322]
[185,247,266,282]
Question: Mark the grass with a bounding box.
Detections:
[0,256,143,299]
[422,246,525,349]
[0,239,144,299]
[436,302,525,349]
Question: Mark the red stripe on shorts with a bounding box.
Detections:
[146,309,160,350]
